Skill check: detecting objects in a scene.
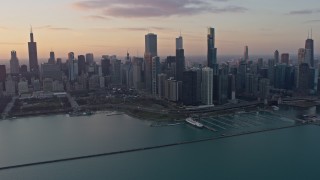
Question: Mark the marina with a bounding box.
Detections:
[198,111,297,134]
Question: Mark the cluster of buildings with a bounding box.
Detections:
[0,27,318,107]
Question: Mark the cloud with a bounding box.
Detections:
[83,15,109,20]
[117,27,171,31]
[91,26,171,32]
[289,10,313,15]
[35,25,73,31]
[73,0,247,18]
[211,5,248,13]
[303,19,320,24]
[288,9,320,15]
[0,42,25,45]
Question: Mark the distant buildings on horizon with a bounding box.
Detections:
[0,27,318,108]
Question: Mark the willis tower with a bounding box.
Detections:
[28,27,39,76]
[207,27,217,69]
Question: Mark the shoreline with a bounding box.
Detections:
[3,103,265,122]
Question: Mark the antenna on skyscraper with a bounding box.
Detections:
[30,25,33,33]
[311,28,313,39]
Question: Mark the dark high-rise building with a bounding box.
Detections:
[176,49,185,82]
[152,56,160,95]
[305,36,314,67]
[281,53,289,65]
[86,53,94,65]
[216,65,229,104]
[176,35,185,82]
[236,60,247,93]
[144,33,157,92]
[48,51,55,64]
[274,50,279,64]
[244,46,249,61]
[274,64,287,89]
[182,70,200,106]
[28,28,39,75]
[0,65,5,91]
[10,50,20,74]
[164,56,176,78]
[228,74,236,100]
[20,65,28,74]
[0,65,6,82]
[78,55,86,75]
[298,63,310,94]
[268,59,275,86]
[207,27,217,68]
[309,68,318,93]
[284,66,295,90]
[145,33,157,57]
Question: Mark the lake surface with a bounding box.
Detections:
[0,107,319,179]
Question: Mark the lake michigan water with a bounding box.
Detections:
[0,106,320,180]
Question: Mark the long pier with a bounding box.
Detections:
[0,124,310,171]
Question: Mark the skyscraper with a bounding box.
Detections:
[10,51,20,74]
[132,57,144,90]
[28,28,39,75]
[86,53,94,65]
[101,56,111,76]
[151,56,160,95]
[274,50,279,64]
[298,48,306,65]
[182,70,200,106]
[48,51,56,64]
[305,34,314,67]
[68,52,78,81]
[298,63,310,94]
[144,33,157,92]
[244,46,249,61]
[0,65,6,82]
[201,67,213,105]
[207,27,217,68]
[281,53,289,65]
[0,65,5,92]
[176,35,183,50]
[176,35,185,82]
[145,33,157,57]
[78,55,86,75]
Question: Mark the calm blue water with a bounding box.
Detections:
[0,109,319,179]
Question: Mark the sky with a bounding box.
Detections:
[0,0,319,61]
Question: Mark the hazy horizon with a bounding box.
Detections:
[0,0,319,60]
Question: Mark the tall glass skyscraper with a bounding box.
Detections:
[305,37,314,67]
[176,35,185,82]
[145,33,157,57]
[144,33,158,92]
[207,27,217,68]
[28,28,39,75]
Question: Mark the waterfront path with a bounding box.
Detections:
[66,93,79,111]
[1,96,16,119]
[0,124,310,171]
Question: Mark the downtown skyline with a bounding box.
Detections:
[0,0,319,60]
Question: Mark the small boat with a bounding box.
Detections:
[68,111,93,117]
[106,111,124,116]
[272,106,279,111]
[185,117,204,128]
